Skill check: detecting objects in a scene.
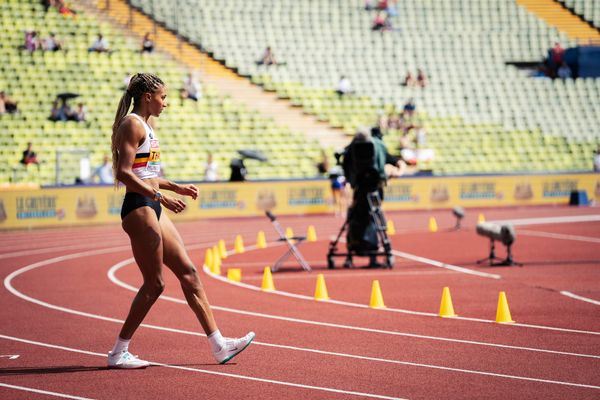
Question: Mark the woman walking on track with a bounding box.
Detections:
[108,73,254,369]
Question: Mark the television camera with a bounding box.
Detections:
[327,129,394,269]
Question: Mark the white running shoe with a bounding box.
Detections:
[107,350,150,369]
[214,332,255,364]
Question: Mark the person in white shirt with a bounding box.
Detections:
[336,75,353,97]
[91,155,114,184]
[203,152,219,181]
[182,72,202,101]
[89,34,110,53]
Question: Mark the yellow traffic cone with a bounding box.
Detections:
[218,239,227,259]
[439,287,457,317]
[307,225,317,242]
[204,247,213,270]
[496,291,515,324]
[478,213,486,224]
[314,273,330,301]
[261,266,275,291]
[428,217,438,232]
[369,280,386,309]
[234,235,245,254]
[285,227,294,239]
[256,231,267,249]
[211,245,221,275]
[386,220,396,235]
[227,268,242,282]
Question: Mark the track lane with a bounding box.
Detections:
[3,249,600,397]
[1,207,600,399]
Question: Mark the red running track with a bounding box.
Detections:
[0,205,599,399]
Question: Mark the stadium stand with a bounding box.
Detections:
[560,0,600,29]
[128,0,599,175]
[0,0,323,185]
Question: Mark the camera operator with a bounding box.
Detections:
[341,127,401,197]
[338,127,401,267]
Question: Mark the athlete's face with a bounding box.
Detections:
[146,85,168,117]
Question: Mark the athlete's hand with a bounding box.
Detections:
[161,194,187,214]
[174,183,199,200]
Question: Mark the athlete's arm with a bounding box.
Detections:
[115,117,187,212]
[157,179,198,200]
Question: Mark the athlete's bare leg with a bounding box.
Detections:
[118,207,165,340]
[160,213,218,334]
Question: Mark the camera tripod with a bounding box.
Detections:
[327,190,394,269]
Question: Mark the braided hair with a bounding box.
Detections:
[111,73,164,186]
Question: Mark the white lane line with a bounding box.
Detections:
[560,291,600,306]
[0,355,19,360]
[8,242,600,338]
[241,270,457,281]
[518,230,600,244]
[489,215,600,226]
[0,240,128,260]
[0,334,404,400]
[0,382,95,400]
[2,331,599,392]
[201,263,600,336]
[332,237,500,280]
[391,250,502,280]
[5,259,600,391]
[109,260,600,358]
[6,244,600,367]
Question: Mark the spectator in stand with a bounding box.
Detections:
[141,32,154,54]
[91,154,114,184]
[20,142,39,167]
[403,98,416,117]
[403,71,417,87]
[336,75,353,97]
[181,72,202,102]
[557,62,572,80]
[203,152,219,181]
[376,0,388,10]
[0,91,19,115]
[74,102,87,122]
[594,147,600,172]
[549,42,565,78]
[88,34,110,53]
[49,98,74,121]
[386,111,401,130]
[23,30,40,52]
[42,32,63,52]
[371,11,386,31]
[416,69,428,87]
[256,46,279,66]
[386,0,399,17]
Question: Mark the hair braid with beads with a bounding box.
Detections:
[110,73,164,187]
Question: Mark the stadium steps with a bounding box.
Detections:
[517,0,600,42]
[88,0,349,151]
